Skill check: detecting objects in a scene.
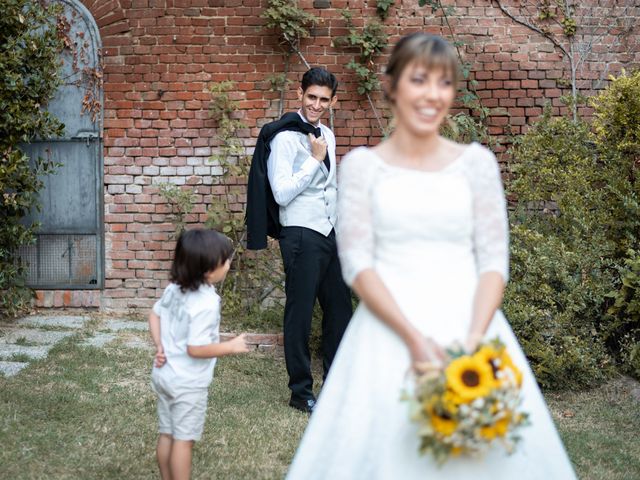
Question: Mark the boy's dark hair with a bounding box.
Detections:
[170,229,234,292]
[301,67,338,96]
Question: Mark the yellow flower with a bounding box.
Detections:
[499,352,523,387]
[421,394,439,415]
[479,415,511,440]
[450,446,463,456]
[445,355,495,402]
[494,416,510,436]
[479,425,499,440]
[430,413,458,436]
[442,390,463,413]
[473,345,501,377]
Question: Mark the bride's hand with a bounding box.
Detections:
[408,333,446,371]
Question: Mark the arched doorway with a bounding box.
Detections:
[19,0,103,289]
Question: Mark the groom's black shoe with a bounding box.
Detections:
[289,396,316,414]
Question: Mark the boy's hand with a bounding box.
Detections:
[228,333,250,354]
[154,346,167,368]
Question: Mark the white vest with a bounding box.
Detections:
[278,126,338,236]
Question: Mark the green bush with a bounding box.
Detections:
[504,225,613,390]
[604,250,640,378]
[505,71,640,389]
[504,111,615,389]
[591,70,640,259]
[0,0,64,318]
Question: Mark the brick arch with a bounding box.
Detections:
[80,0,131,41]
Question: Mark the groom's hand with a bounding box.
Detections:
[308,133,328,162]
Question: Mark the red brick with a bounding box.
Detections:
[45,0,637,312]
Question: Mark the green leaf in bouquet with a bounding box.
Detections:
[445,341,466,358]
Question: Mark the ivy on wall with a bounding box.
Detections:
[0,0,65,317]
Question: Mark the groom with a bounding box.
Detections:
[246,68,352,413]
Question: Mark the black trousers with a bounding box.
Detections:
[279,226,353,401]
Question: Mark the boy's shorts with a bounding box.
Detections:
[151,373,208,441]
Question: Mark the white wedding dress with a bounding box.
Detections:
[286,143,577,480]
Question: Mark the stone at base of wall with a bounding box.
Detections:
[34,290,102,308]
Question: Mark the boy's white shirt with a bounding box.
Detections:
[152,282,220,389]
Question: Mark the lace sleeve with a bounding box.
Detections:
[336,148,378,286]
[467,145,510,282]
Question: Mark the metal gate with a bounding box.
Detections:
[18,0,103,289]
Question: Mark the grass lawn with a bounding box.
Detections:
[1,335,639,479]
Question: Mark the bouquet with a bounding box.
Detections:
[403,338,530,465]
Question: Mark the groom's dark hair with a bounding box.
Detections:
[301,67,338,96]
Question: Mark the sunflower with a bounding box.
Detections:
[479,414,511,440]
[445,355,495,402]
[494,416,510,436]
[498,352,523,387]
[479,425,499,440]
[421,393,439,415]
[430,413,458,436]
[442,390,463,414]
[473,345,502,378]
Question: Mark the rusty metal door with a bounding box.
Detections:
[19,0,103,289]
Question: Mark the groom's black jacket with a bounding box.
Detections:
[245,112,324,250]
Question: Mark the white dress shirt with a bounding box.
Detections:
[267,111,338,236]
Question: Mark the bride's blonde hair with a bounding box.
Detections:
[384,33,459,103]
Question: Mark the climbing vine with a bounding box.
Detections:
[334,9,390,135]
[205,81,284,312]
[0,0,66,317]
[376,0,396,21]
[418,0,493,145]
[491,0,636,121]
[261,0,319,121]
[54,4,103,124]
[261,0,317,70]
[157,183,196,238]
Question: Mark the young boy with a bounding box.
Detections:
[149,228,249,480]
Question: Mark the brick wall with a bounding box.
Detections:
[34,0,640,310]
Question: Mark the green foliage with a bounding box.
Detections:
[561,17,577,37]
[505,71,640,389]
[604,250,640,378]
[589,70,640,259]
[205,82,284,321]
[416,0,493,147]
[504,225,614,390]
[0,0,65,318]
[441,112,491,145]
[207,81,249,238]
[335,10,387,96]
[504,111,616,389]
[345,60,379,96]
[261,0,318,48]
[157,183,196,238]
[592,70,640,158]
[266,73,291,92]
[375,0,395,21]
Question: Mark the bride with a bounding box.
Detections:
[286,33,577,479]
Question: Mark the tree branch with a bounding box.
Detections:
[492,0,570,58]
[366,93,386,136]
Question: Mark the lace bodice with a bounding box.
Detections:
[288,146,578,480]
[336,143,509,286]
